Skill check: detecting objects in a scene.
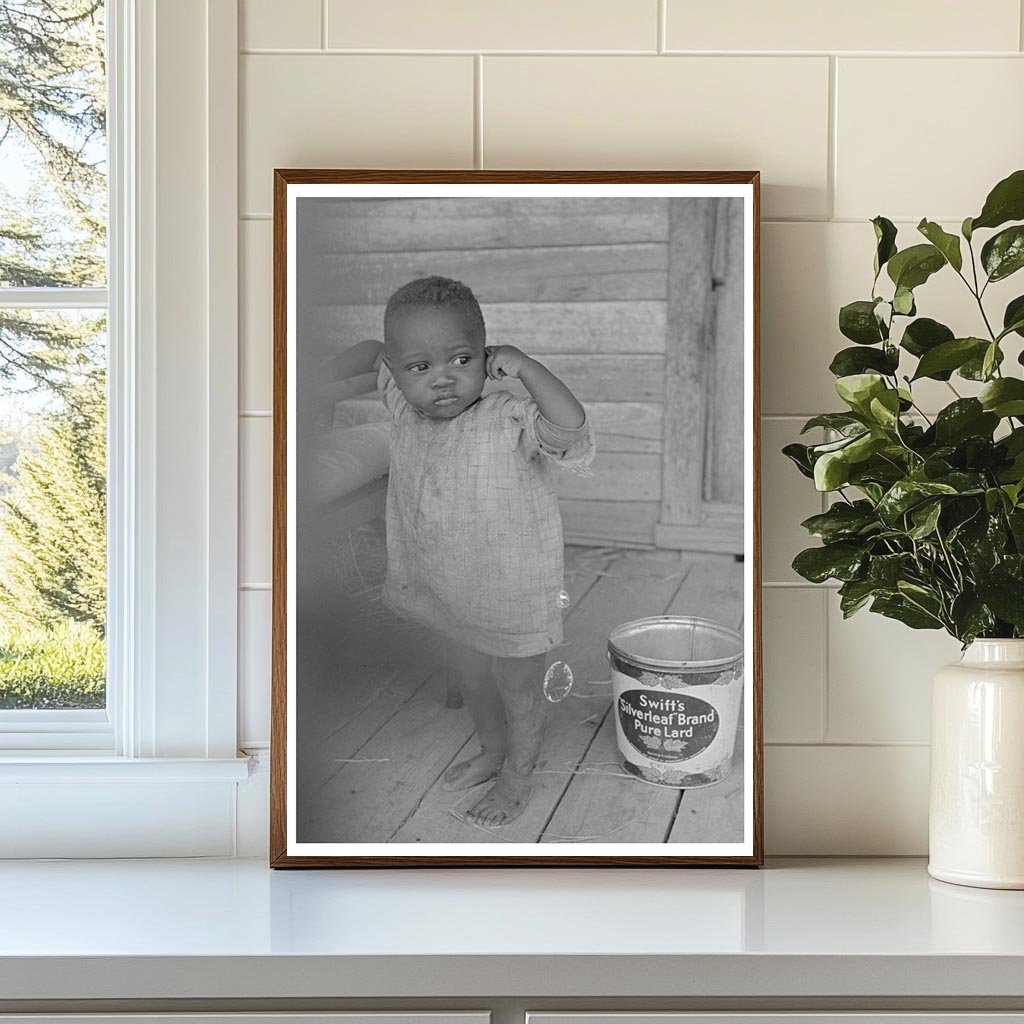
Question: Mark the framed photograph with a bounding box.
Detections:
[270,170,762,867]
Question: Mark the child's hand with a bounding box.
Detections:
[485,345,532,381]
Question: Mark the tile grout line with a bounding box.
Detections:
[474,55,484,169]
[827,55,838,221]
[766,740,931,748]
[1021,0,1024,51]
[761,585,839,593]
[238,213,970,225]
[820,587,830,743]
[657,0,666,54]
[237,47,1024,57]
[321,0,328,50]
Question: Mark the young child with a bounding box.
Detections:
[338,276,595,826]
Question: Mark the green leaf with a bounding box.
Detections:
[933,399,998,445]
[872,216,898,277]
[1003,295,1024,339]
[867,553,915,587]
[814,450,851,491]
[911,338,988,381]
[976,579,1024,629]
[950,593,996,644]
[971,168,1024,232]
[871,594,943,630]
[933,470,987,494]
[829,345,899,378]
[892,286,916,316]
[1006,428,1024,457]
[1009,508,1024,546]
[959,344,1004,381]
[962,216,974,241]
[843,432,888,468]
[917,219,963,272]
[809,433,865,456]
[868,389,902,430]
[839,300,887,345]
[838,579,878,618]
[856,482,885,504]
[800,501,879,543]
[979,378,1024,418]
[835,373,886,413]
[982,341,1000,381]
[887,244,946,291]
[985,487,1010,514]
[800,412,866,435]
[908,500,943,540]
[981,225,1024,282]
[1003,481,1024,506]
[792,543,866,584]
[877,479,958,524]
[900,319,955,378]
[949,501,1004,573]
[782,442,815,479]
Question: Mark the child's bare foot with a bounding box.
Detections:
[442,750,503,791]
[465,770,533,826]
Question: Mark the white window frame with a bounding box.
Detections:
[0,0,248,857]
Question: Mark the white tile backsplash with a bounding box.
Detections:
[239,590,272,748]
[240,220,273,412]
[666,0,1020,53]
[239,417,273,587]
[483,56,831,220]
[235,8,1021,853]
[328,0,658,51]
[826,598,962,744]
[241,0,321,50]
[766,744,930,854]
[762,588,825,743]
[836,58,1024,221]
[240,55,474,213]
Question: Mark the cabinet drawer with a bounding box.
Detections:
[528,1017,1024,1024]
[0,1016,489,1024]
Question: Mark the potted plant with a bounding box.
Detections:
[784,169,1024,889]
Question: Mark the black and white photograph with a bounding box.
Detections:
[272,171,762,866]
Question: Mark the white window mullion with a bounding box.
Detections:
[0,287,108,310]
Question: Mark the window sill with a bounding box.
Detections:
[0,754,252,782]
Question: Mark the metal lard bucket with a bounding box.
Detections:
[608,616,744,788]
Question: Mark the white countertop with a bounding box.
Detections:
[3,857,1024,1001]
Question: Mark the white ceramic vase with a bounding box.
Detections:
[929,639,1024,889]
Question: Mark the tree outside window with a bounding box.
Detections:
[0,0,107,709]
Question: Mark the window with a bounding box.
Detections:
[0,1,111,749]
[0,1,244,862]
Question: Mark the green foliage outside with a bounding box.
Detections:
[0,620,104,708]
[785,169,1024,645]
[0,1,107,708]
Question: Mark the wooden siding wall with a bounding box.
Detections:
[296,196,741,549]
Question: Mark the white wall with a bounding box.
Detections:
[234,0,1024,855]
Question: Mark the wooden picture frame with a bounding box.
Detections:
[271,170,762,867]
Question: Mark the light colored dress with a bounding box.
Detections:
[377,362,596,658]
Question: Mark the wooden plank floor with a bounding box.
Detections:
[296,529,745,846]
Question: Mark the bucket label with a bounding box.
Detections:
[617,689,720,762]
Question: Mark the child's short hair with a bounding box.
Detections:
[383,276,486,347]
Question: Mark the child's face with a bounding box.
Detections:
[385,306,486,420]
